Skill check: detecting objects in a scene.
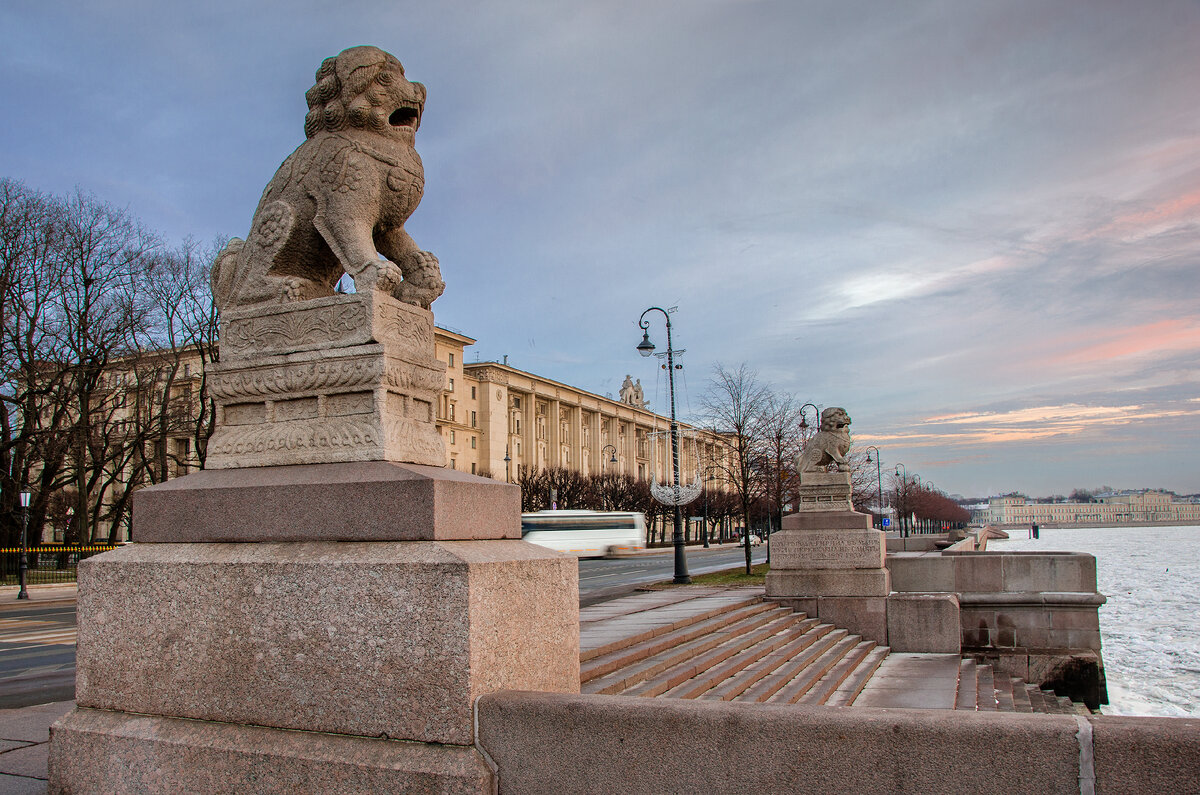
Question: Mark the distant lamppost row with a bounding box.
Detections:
[894,463,908,538]
[636,306,690,584]
[17,491,31,601]
[864,445,883,529]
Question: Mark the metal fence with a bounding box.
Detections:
[0,545,117,586]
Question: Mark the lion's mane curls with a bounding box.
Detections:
[303,46,416,139]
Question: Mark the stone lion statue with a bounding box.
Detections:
[211,45,444,312]
[797,407,853,473]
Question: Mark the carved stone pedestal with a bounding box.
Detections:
[766,472,891,643]
[206,292,447,469]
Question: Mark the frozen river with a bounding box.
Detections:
[992,525,1200,717]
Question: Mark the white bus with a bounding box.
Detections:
[519,511,647,558]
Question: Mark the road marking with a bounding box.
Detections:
[0,629,77,646]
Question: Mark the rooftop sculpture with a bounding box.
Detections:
[211,45,443,312]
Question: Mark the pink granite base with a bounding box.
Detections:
[132,461,521,542]
[73,541,579,746]
[49,708,493,794]
[765,567,891,597]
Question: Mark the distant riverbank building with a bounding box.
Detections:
[986,492,1200,527]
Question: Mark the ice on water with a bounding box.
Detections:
[994,525,1200,718]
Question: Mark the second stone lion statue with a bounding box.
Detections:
[797,407,853,473]
[211,46,444,312]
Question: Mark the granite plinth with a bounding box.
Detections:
[206,293,447,469]
[770,526,886,570]
[781,510,873,532]
[795,471,853,512]
[133,461,520,542]
[73,541,579,746]
[49,708,493,794]
[886,593,961,653]
[765,568,891,597]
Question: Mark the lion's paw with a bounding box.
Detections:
[393,251,445,309]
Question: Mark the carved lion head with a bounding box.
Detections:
[819,407,851,433]
[303,46,426,143]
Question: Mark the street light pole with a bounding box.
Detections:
[637,306,690,584]
[799,403,820,438]
[17,491,31,600]
[864,445,882,529]
[894,464,908,538]
[504,446,512,484]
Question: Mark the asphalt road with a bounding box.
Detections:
[0,545,767,707]
[579,543,768,605]
[0,602,78,709]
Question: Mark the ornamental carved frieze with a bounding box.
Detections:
[223,302,368,357]
[472,366,509,385]
[210,358,382,400]
[208,418,380,458]
[211,357,443,401]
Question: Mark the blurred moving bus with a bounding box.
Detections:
[520,511,647,558]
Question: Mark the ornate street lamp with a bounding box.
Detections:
[602,444,618,468]
[864,445,883,529]
[798,403,820,437]
[637,306,691,584]
[503,446,512,483]
[17,491,31,600]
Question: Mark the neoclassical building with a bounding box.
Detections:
[986,492,1200,526]
[434,329,722,483]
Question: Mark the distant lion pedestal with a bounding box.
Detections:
[765,472,891,643]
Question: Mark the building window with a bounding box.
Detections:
[449,378,454,392]
[450,430,456,444]
[471,463,476,474]
[516,442,522,455]
[449,404,455,421]
[513,397,521,409]
[471,411,477,427]
[471,386,476,399]
[515,418,521,433]
[448,353,455,367]
[450,458,456,470]
[471,436,476,449]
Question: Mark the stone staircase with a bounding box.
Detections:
[957,657,1092,715]
[579,587,1095,716]
[580,590,888,706]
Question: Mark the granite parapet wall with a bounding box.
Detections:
[477,691,1200,795]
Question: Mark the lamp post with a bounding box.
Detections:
[637,306,690,584]
[601,444,618,469]
[894,464,908,538]
[864,445,883,530]
[798,403,820,438]
[17,491,30,600]
[504,446,512,483]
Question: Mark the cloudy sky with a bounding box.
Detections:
[3,0,1198,497]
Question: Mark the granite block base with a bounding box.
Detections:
[73,541,579,746]
[132,461,521,542]
[49,708,493,794]
[886,592,961,653]
[765,567,891,598]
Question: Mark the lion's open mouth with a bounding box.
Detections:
[389,105,420,128]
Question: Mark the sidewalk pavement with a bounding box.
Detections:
[0,700,72,794]
[0,585,77,609]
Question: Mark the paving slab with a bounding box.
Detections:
[852,652,961,709]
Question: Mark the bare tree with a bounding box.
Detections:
[700,363,771,574]
[759,392,804,560]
